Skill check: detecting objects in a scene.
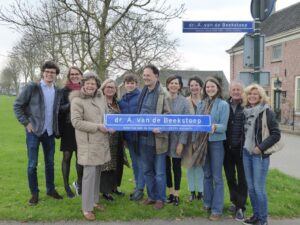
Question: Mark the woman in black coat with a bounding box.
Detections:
[59,66,83,198]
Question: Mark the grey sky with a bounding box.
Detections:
[0,0,299,80]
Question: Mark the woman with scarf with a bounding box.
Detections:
[100,79,125,201]
[193,77,229,221]
[181,76,204,202]
[242,84,280,225]
[59,66,83,198]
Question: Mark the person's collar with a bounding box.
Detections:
[40,79,54,88]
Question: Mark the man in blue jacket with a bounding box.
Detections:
[13,61,63,205]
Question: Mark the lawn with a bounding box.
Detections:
[0,95,300,221]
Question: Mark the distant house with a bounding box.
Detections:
[227,2,300,126]
[116,70,229,98]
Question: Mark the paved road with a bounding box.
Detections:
[1,218,300,225]
[270,133,300,179]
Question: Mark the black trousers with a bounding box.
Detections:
[166,156,182,191]
[223,147,248,210]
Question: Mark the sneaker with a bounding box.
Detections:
[209,214,221,221]
[112,189,125,196]
[73,181,79,196]
[65,185,75,198]
[47,189,63,200]
[131,189,144,201]
[166,194,174,203]
[173,196,179,206]
[235,208,245,221]
[228,202,236,213]
[243,215,259,225]
[28,193,39,206]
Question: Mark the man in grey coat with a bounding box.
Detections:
[13,61,63,205]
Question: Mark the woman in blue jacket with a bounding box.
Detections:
[194,77,229,221]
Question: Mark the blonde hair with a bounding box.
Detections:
[242,83,269,107]
[100,78,118,99]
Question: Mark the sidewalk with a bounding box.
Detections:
[1,218,300,225]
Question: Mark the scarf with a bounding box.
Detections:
[190,97,214,167]
[66,81,81,91]
[243,103,269,154]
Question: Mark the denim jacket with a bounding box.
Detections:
[196,97,230,142]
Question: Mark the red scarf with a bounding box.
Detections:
[65,81,81,91]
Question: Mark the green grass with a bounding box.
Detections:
[1,95,300,221]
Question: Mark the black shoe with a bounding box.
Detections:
[112,189,125,196]
[47,189,63,200]
[197,192,203,200]
[189,192,196,202]
[65,185,75,198]
[243,215,259,225]
[103,193,114,201]
[166,194,174,203]
[29,193,39,206]
[173,196,179,206]
[131,189,144,201]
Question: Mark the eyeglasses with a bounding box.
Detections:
[105,86,116,89]
[44,70,56,75]
[70,73,81,76]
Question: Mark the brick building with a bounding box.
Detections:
[227,2,300,127]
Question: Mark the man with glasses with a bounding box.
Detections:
[14,61,63,205]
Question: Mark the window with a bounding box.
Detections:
[272,44,282,61]
[295,77,300,113]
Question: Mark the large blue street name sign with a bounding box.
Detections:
[183,21,254,33]
[104,114,211,132]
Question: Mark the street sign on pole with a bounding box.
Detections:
[182,21,254,33]
[251,0,276,21]
[243,34,265,69]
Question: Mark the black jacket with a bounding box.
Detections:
[224,98,244,151]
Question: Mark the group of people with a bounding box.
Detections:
[13,61,281,225]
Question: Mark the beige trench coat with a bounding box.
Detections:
[70,89,111,166]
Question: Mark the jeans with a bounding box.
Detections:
[223,147,247,210]
[26,131,55,194]
[127,141,145,190]
[243,149,269,223]
[203,141,225,215]
[187,165,204,192]
[139,140,166,202]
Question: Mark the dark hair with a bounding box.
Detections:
[166,75,183,92]
[144,64,159,76]
[188,76,203,88]
[41,61,60,75]
[67,66,83,82]
[202,77,223,99]
[81,72,101,89]
[123,73,138,83]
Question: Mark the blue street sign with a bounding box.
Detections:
[104,114,212,132]
[183,21,254,33]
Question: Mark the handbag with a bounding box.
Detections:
[261,110,284,154]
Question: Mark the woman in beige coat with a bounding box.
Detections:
[70,72,111,221]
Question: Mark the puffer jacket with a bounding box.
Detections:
[70,89,111,166]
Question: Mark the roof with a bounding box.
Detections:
[230,2,300,50]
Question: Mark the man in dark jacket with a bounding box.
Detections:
[13,61,63,205]
[223,81,247,221]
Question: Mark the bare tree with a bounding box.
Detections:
[0,0,184,80]
[111,14,180,77]
[0,57,21,95]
